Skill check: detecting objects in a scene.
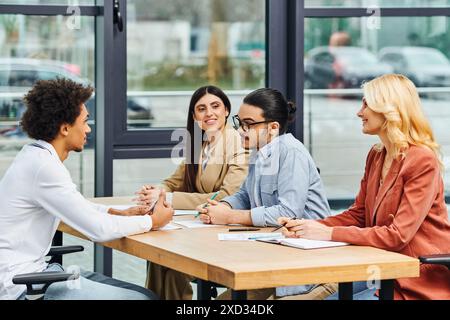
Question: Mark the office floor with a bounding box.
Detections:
[62,205,450,299]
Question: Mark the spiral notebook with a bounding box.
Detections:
[257,238,349,250]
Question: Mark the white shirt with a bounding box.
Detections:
[0,140,152,300]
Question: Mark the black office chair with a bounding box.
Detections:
[419,253,450,270]
[12,245,84,300]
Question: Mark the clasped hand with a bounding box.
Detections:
[108,189,174,230]
[196,199,232,225]
[133,185,161,208]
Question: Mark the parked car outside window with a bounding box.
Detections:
[0,58,154,147]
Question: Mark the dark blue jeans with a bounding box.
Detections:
[326,281,378,300]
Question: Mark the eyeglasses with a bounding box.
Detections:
[231,115,272,132]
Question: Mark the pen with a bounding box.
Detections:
[229,228,260,232]
[195,191,220,218]
[271,217,297,232]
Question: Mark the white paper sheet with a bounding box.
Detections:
[157,222,183,231]
[218,233,284,241]
[174,210,198,216]
[173,220,221,229]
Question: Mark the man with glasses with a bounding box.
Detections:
[197,88,335,300]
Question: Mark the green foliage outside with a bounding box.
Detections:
[128,60,264,91]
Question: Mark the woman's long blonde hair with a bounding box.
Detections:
[362,74,443,171]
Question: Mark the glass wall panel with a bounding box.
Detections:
[304,16,450,200]
[113,158,181,196]
[306,0,450,8]
[0,14,95,191]
[126,0,266,129]
[112,158,180,286]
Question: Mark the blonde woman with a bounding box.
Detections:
[281,74,450,300]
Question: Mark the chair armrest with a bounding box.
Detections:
[12,271,79,285]
[12,271,80,299]
[47,245,84,257]
[419,254,450,270]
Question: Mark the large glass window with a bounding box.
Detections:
[303,16,450,200]
[112,158,180,286]
[126,0,266,129]
[113,158,180,196]
[0,14,95,191]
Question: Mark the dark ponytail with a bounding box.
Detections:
[287,101,297,123]
[243,88,296,134]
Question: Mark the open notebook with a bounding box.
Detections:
[257,238,349,250]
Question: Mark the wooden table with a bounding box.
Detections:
[58,197,420,300]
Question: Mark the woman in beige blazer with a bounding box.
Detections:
[135,87,248,210]
[157,122,248,209]
[135,85,249,299]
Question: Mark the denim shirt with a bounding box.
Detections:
[222,133,331,297]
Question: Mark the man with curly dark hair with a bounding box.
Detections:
[21,77,94,152]
[0,78,173,300]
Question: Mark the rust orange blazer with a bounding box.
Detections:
[320,145,450,300]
